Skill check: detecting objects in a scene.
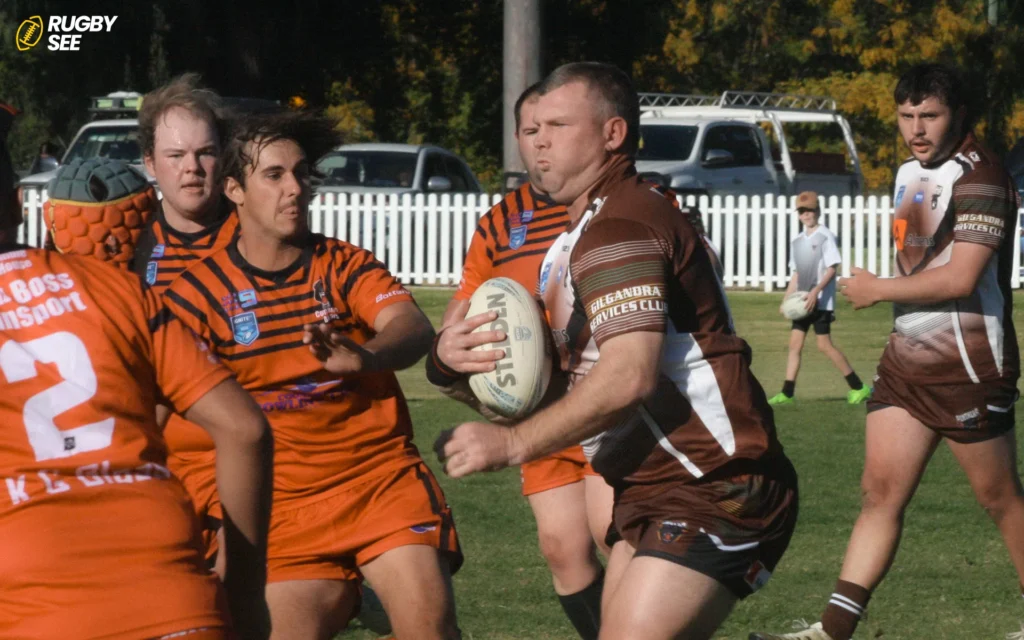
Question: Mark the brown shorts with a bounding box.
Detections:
[267,462,462,583]
[607,456,798,599]
[520,444,600,496]
[868,374,1018,444]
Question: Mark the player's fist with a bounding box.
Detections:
[435,421,517,478]
[302,323,374,374]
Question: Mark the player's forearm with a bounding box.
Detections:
[873,263,976,304]
[508,357,652,465]
[438,378,516,426]
[364,312,435,372]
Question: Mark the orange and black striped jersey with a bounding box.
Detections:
[164,234,421,505]
[132,200,239,296]
[454,184,570,300]
[0,246,232,639]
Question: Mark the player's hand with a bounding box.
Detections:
[839,267,879,309]
[434,421,516,478]
[303,323,374,374]
[436,310,507,374]
[803,293,817,313]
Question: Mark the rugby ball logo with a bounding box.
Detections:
[466,277,552,419]
[16,16,43,51]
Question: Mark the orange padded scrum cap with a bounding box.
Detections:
[43,158,157,268]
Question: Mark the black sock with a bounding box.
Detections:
[845,372,863,390]
[557,569,604,640]
[782,380,795,397]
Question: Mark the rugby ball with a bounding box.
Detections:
[467,277,552,419]
[781,292,812,320]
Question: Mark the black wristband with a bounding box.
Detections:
[425,329,462,387]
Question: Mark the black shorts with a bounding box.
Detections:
[792,309,835,335]
[606,456,799,599]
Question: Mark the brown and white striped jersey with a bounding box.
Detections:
[880,133,1019,386]
[538,162,784,486]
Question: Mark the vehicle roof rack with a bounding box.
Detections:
[639,91,837,113]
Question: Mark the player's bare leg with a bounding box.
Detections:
[784,329,806,382]
[585,474,615,558]
[265,579,359,640]
[600,540,636,614]
[529,480,602,593]
[837,406,939,589]
[814,334,854,376]
[947,430,1024,583]
[600,556,736,640]
[359,544,459,640]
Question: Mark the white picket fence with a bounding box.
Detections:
[19,187,1024,290]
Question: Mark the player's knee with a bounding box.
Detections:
[859,476,904,512]
[972,480,1023,520]
[815,337,834,353]
[537,528,593,577]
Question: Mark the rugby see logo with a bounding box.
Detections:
[16,15,118,51]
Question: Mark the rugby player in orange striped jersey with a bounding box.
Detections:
[426,83,610,639]
[164,112,461,640]
[134,75,241,572]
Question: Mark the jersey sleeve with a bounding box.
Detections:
[454,214,496,301]
[571,218,669,347]
[952,165,1017,250]
[143,287,233,414]
[337,246,414,329]
[822,230,842,268]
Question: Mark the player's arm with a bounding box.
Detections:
[150,292,272,640]
[182,380,273,638]
[438,218,669,476]
[841,169,1013,308]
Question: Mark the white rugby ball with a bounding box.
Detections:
[467,277,552,419]
[781,292,812,320]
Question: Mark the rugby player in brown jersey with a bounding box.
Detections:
[428,83,611,639]
[750,63,1024,640]
[437,62,798,640]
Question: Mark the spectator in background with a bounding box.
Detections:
[0,103,18,242]
[28,141,59,175]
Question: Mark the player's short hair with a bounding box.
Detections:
[537,62,640,156]
[138,73,225,158]
[513,82,542,131]
[893,63,967,115]
[220,111,343,187]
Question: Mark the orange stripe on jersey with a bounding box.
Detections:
[0,247,230,640]
[164,235,421,505]
[454,184,570,300]
[134,201,239,296]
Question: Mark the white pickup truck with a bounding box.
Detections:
[635,91,863,199]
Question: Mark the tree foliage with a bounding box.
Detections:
[1,0,1020,192]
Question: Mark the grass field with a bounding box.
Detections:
[340,288,1024,640]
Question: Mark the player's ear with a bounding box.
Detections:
[224,176,245,206]
[604,116,628,153]
[143,152,155,177]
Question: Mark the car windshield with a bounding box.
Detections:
[317,151,418,188]
[63,126,142,165]
[637,125,698,161]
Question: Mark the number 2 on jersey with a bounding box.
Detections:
[0,332,114,461]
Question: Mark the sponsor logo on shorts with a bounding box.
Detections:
[656,520,688,544]
[744,560,772,592]
[410,524,437,534]
[956,407,981,428]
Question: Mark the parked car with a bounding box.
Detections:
[636,91,864,200]
[316,143,483,194]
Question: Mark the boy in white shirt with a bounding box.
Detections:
[769,191,871,405]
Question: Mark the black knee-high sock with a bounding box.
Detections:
[557,569,604,640]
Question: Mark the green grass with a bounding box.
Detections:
[340,288,1024,640]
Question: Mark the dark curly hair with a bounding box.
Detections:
[219,111,343,187]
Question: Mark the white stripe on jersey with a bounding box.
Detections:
[638,404,705,478]
[977,261,1006,376]
[950,303,981,383]
[662,327,737,455]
